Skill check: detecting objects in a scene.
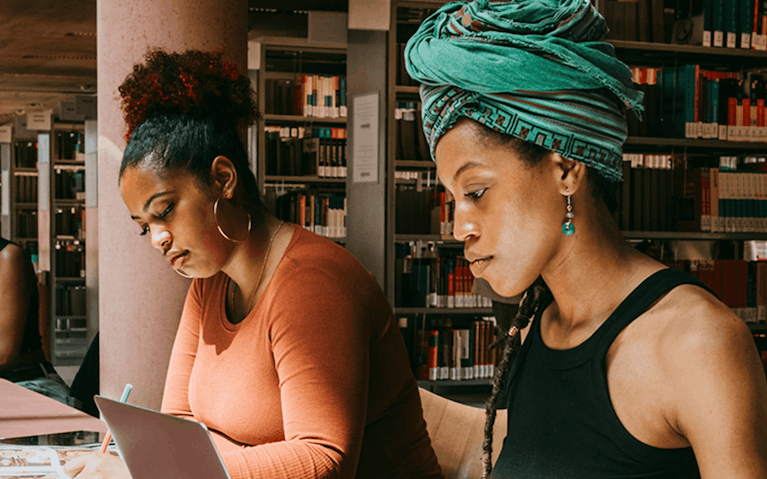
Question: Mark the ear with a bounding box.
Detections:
[210,156,238,199]
[550,153,586,196]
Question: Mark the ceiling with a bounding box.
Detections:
[0,0,347,126]
[0,0,97,125]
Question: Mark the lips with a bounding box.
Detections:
[468,255,493,276]
[169,251,188,268]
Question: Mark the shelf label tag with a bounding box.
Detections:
[27,110,52,131]
[352,92,379,184]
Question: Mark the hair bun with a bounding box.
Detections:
[119,49,259,142]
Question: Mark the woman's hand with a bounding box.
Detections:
[63,452,131,478]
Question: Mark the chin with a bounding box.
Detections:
[483,272,532,300]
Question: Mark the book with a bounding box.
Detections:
[704,0,714,45]
[0,444,120,478]
[724,0,739,48]
[742,0,754,47]
[714,0,726,46]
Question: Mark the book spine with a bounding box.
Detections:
[447,257,455,309]
[758,262,767,322]
[473,321,481,378]
[725,0,739,48]
[714,0,725,46]
[427,330,439,381]
[460,329,473,380]
[704,0,714,46]
[743,0,754,47]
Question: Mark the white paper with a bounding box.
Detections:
[27,110,52,131]
[1,170,9,216]
[352,93,379,183]
[348,0,390,30]
[0,125,11,143]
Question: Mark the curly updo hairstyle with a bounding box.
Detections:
[118,49,262,206]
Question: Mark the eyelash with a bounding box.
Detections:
[138,204,174,236]
[464,189,486,200]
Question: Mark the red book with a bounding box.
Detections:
[714,260,725,303]
[729,97,738,127]
[447,260,455,308]
[440,192,446,236]
[758,99,766,127]
[738,260,749,313]
[743,98,752,127]
[462,259,470,307]
[455,258,463,308]
[724,260,735,309]
[427,330,439,381]
[698,261,709,290]
[293,75,305,116]
[298,195,306,227]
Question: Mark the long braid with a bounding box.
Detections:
[481,276,550,479]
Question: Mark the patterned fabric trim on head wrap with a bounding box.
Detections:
[404,0,644,182]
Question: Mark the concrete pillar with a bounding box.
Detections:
[97,0,248,409]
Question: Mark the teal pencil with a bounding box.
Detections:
[99,383,133,453]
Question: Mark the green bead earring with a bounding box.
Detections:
[562,187,575,236]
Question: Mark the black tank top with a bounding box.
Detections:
[0,237,43,356]
[492,269,705,479]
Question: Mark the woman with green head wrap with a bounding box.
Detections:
[406,0,767,478]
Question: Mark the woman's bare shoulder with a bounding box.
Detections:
[0,242,26,273]
[652,284,752,349]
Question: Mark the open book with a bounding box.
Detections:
[0,444,118,479]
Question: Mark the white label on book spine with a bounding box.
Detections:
[714,31,724,47]
[1,170,9,216]
[719,124,728,140]
[727,33,737,49]
[703,31,712,47]
[742,33,751,49]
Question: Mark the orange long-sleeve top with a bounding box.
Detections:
[161,225,443,479]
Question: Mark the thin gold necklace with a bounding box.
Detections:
[230,220,284,319]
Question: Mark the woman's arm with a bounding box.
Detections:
[65,280,204,479]
[666,299,767,478]
[218,266,372,479]
[0,244,33,374]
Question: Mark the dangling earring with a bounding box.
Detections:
[213,196,251,243]
[562,187,575,236]
[174,268,194,279]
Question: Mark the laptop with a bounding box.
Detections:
[94,395,231,479]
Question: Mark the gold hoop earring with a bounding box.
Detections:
[174,268,194,279]
[213,196,251,243]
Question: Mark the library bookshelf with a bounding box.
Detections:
[253,37,348,243]
[46,123,88,366]
[373,0,767,394]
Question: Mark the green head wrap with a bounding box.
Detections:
[404,0,643,182]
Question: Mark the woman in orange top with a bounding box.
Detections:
[65,50,442,479]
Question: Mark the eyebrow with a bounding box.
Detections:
[130,191,173,220]
[453,161,483,181]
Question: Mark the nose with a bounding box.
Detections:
[453,203,478,242]
[150,224,172,251]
